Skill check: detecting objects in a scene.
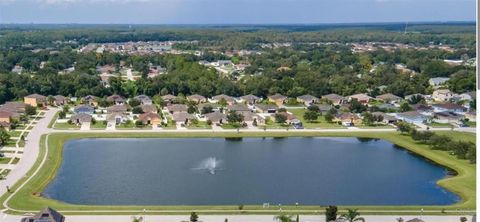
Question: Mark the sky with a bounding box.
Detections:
[0,0,476,24]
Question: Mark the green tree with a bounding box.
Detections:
[190,212,198,222]
[339,209,365,222]
[25,105,37,116]
[132,106,144,114]
[274,113,287,124]
[399,103,412,112]
[396,122,412,134]
[274,214,295,222]
[0,128,11,146]
[325,205,338,222]
[303,110,319,122]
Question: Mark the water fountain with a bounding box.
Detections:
[194,157,222,174]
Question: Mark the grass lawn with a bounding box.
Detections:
[8,131,23,138]
[53,122,80,130]
[466,121,476,127]
[357,124,394,129]
[0,157,12,164]
[47,111,59,128]
[287,109,345,129]
[90,121,107,130]
[116,123,152,130]
[0,131,475,215]
[187,121,212,129]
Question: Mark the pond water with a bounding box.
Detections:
[44,137,459,205]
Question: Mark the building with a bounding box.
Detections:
[0,102,26,114]
[268,94,287,106]
[161,94,178,103]
[187,94,207,104]
[371,112,398,124]
[140,104,158,113]
[376,93,402,104]
[82,95,99,107]
[226,104,251,112]
[107,104,128,114]
[74,105,94,115]
[239,94,260,105]
[334,112,362,126]
[53,95,68,106]
[0,121,11,131]
[432,89,454,102]
[107,95,126,105]
[21,207,65,222]
[138,112,162,126]
[172,112,195,124]
[24,94,47,107]
[428,77,450,87]
[433,112,463,124]
[134,95,153,105]
[205,112,227,124]
[240,111,266,126]
[70,113,92,125]
[107,113,128,125]
[431,103,467,114]
[211,94,235,105]
[347,93,372,105]
[396,111,428,124]
[166,104,188,114]
[322,93,346,105]
[0,110,15,123]
[459,91,476,102]
[297,95,319,106]
[11,65,23,74]
[254,104,278,113]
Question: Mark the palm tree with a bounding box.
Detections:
[339,209,365,222]
[131,216,143,222]
[274,214,295,222]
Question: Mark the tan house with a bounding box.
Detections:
[82,95,99,107]
[432,89,454,102]
[205,112,227,124]
[334,112,362,126]
[24,94,47,107]
[211,94,235,105]
[347,93,372,105]
[166,104,188,114]
[70,113,92,125]
[138,112,162,126]
[268,94,287,106]
[297,95,319,106]
[376,93,402,104]
[0,110,15,123]
[322,94,346,105]
[187,94,207,104]
[172,112,196,124]
[53,95,68,106]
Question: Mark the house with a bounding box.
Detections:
[322,94,346,105]
[0,121,11,131]
[140,104,158,113]
[297,95,319,106]
[172,112,196,124]
[24,94,47,107]
[459,91,476,102]
[334,112,362,126]
[70,113,92,125]
[82,95,99,107]
[428,77,450,87]
[433,112,463,124]
[268,94,287,106]
[404,93,426,102]
[0,102,26,114]
[53,95,68,106]
[0,110,16,123]
[432,89,454,102]
[347,93,372,105]
[239,94,260,105]
[254,104,278,113]
[316,104,334,113]
[406,219,425,222]
[166,104,188,114]
[411,104,434,116]
[226,104,251,112]
[107,104,128,114]
[205,112,227,124]
[371,112,398,124]
[11,65,23,74]
[376,93,402,104]
[107,95,126,105]
[272,112,298,124]
[239,111,266,126]
[107,113,128,125]
[198,103,220,113]
[138,112,162,126]
[74,105,94,114]
[161,94,178,103]
[396,111,428,124]
[211,94,235,105]
[431,103,467,114]
[464,111,476,122]
[134,95,152,105]
[187,94,207,104]
[21,207,65,222]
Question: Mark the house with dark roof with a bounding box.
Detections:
[297,95,319,106]
[187,94,207,104]
[107,95,126,105]
[376,93,402,104]
[268,94,287,106]
[53,95,68,106]
[74,105,94,114]
[134,95,152,105]
[396,111,429,124]
[21,207,65,222]
[70,113,92,125]
[166,104,188,114]
[254,104,278,113]
[24,94,47,107]
[205,111,227,124]
[107,104,128,114]
[432,103,467,114]
[239,94,260,105]
[322,93,346,105]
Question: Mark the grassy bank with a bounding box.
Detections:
[0,131,475,215]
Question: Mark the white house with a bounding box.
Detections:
[432,89,454,102]
[428,77,450,87]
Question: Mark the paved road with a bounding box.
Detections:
[0,108,57,198]
[0,213,474,222]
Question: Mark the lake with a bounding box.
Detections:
[44,137,459,205]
